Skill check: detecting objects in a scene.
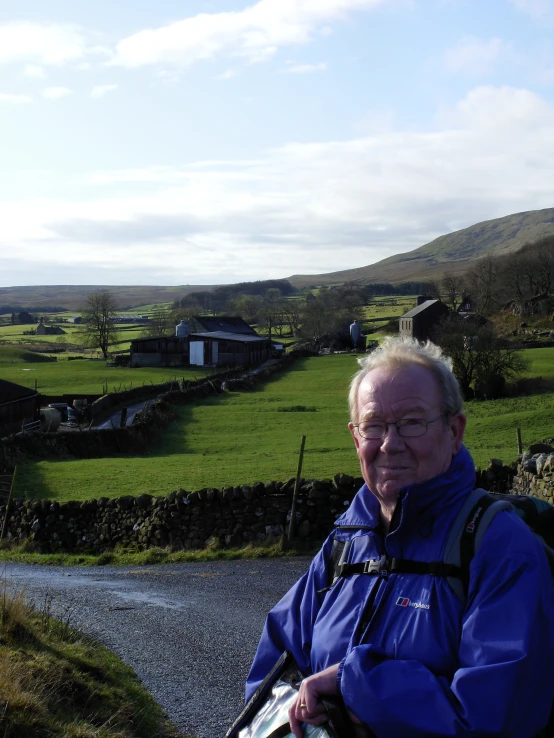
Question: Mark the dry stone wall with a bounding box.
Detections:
[511,446,554,503]
[0,474,363,553]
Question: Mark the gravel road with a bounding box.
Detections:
[1,557,311,737]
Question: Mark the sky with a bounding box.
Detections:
[1,0,554,287]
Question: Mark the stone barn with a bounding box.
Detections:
[399,299,449,341]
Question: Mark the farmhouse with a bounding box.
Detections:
[399,298,449,341]
[0,380,40,435]
[130,316,271,368]
[36,319,66,336]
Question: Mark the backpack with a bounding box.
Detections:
[324,488,554,736]
[325,488,554,602]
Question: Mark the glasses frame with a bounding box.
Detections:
[352,414,447,440]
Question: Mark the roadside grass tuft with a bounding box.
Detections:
[0,581,181,737]
[0,541,312,567]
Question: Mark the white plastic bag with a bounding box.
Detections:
[237,679,330,738]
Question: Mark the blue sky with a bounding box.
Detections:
[1,0,553,287]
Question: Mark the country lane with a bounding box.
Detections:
[1,557,311,738]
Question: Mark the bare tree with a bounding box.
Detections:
[433,316,528,399]
[465,256,501,316]
[142,306,173,337]
[82,290,118,359]
[441,272,466,312]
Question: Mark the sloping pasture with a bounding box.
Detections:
[13,352,554,502]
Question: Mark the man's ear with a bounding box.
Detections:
[348,422,360,450]
[450,413,466,455]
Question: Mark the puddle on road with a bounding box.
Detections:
[2,566,194,611]
[106,588,188,610]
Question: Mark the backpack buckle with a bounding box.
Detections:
[363,555,389,575]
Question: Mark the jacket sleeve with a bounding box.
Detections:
[244,536,334,702]
[338,513,554,737]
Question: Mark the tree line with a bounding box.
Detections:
[429,236,554,317]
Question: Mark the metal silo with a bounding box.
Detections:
[176,320,189,338]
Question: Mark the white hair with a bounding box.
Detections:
[348,336,463,423]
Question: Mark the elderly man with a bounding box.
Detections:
[245,337,554,737]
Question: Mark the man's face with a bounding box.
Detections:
[348,364,466,507]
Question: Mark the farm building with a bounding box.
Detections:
[129,336,190,367]
[130,317,271,368]
[399,298,449,341]
[188,332,271,366]
[36,319,66,336]
[0,380,40,435]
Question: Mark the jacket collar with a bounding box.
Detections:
[335,445,476,533]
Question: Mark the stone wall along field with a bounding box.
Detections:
[511,443,554,503]
[0,474,363,553]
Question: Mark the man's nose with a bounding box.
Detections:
[380,423,406,451]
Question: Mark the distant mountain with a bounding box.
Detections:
[0,284,210,312]
[287,207,554,288]
[2,208,553,310]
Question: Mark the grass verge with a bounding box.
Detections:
[0,541,309,567]
[0,581,181,737]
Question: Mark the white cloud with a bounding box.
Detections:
[0,93,32,104]
[445,37,507,75]
[112,0,387,69]
[509,0,554,18]
[42,87,73,100]
[2,85,554,285]
[0,22,87,66]
[23,64,46,79]
[215,68,239,79]
[284,61,327,73]
[90,84,118,98]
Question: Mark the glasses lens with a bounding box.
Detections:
[359,421,386,439]
[397,419,427,437]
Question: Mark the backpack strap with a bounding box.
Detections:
[322,489,512,603]
[320,538,350,593]
[443,488,512,602]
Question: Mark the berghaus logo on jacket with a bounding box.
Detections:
[396,596,430,610]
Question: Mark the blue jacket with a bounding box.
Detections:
[246,447,554,736]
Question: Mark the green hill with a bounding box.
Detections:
[287,207,554,287]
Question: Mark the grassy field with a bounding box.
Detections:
[0,351,214,395]
[15,355,361,500]
[521,346,554,377]
[13,352,554,502]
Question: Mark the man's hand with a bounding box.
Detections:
[288,664,339,738]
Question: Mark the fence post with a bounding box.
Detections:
[120,407,128,428]
[516,427,522,455]
[286,435,306,547]
[0,467,17,541]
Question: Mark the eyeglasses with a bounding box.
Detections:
[352,415,446,440]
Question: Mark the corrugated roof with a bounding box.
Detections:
[0,380,39,405]
[401,299,442,318]
[190,332,269,343]
[193,316,258,335]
